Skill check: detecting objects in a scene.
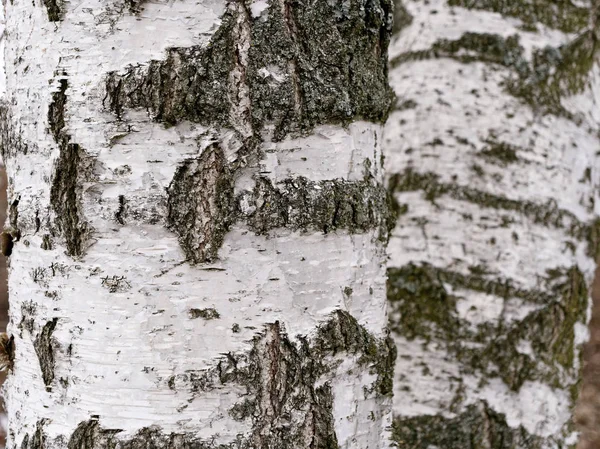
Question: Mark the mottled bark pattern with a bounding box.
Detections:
[386,0,599,446]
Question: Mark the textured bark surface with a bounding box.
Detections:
[385,0,599,447]
[0,0,394,448]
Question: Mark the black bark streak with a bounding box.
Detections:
[49,77,90,257]
[33,318,59,388]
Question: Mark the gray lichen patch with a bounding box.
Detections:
[446,0,590,34]
[390,31,598,118]
[391,401,546,449]
[104,0,393,139]
[49,78,92,257]
[388,263,588,391]
[166,145,236,264]
[33,318,59,387]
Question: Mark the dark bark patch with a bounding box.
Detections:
[388,263,588,392]
[33,318,59,388]
[20,420,47,449]
[48,78,91,257]
[189,308,220,320]
[167,157,394,263]
[104,0,394,139]
[43,0,64,21]
[391,31,597,119]
[446,0,589,34]
[243,174,395,241]
[0,332,15,372]
[166,145,236,264]
[104,13,236,128]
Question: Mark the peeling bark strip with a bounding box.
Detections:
[33,318,59,387]
[388,264,588,392]
[104,0,393,138]
[48,78,90,257]
[392,401,545,449]
[44,311,395,449]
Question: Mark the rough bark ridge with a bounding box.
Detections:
[103,0,394,265]
[104,0,393,138]
[385,0,599,446]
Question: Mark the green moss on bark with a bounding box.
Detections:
[388,263,588,391]
[392,401,546,449]
[446,0,590,33]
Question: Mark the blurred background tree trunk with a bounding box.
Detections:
[384,1,600,447]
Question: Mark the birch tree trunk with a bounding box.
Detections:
[0,0,396,447]
[385,1,600,447]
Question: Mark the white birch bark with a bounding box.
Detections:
[0,0,396,447]
[385,1,600,447]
